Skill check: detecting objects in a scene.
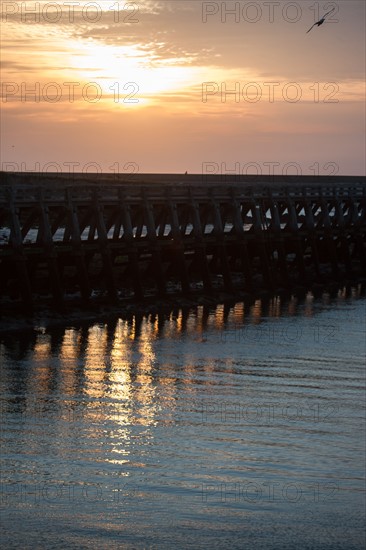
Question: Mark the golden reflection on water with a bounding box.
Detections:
[287,295,298,316]
[2,290,363,466]
[233,302,245,324]
[13,294,344,411]
[250,299,262,324]
[58,328,83,395]
[110,319,133,403]
[31,334,52,395]
[214,304,225,330]
[135,334,158,425]
[305,292,315,318]
[84,324,109,400]
[269,296,281,318]
[60,329,81,363]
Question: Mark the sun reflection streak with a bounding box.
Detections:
[214,304,225,330]
[30,333,52,395]
[60,328,80,363]
[110,318,133,402]
[59,328,84,395]
[133,323,159,425]
[233,302,245,324]
[304,291,315,317]
[84,324,109,399]
[251,299,262,324]
[288,295,298,316]
[269,296,281,318]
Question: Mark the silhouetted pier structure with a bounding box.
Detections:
[0,172,365,308]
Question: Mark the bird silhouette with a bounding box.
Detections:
[306,7,335,33]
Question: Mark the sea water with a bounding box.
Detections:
[1,288,365,549]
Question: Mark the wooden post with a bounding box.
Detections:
[231,191,252,288]
[8,188,33,307]
[320,197,338,276]
[252,198,273,288]
[211,195,233,291]
[286,195,306,279]
[66,188,91,301]
[38,189,63,304]
[93,189,118,300]
[143,189,166,297]
[119,189,143,299]
[167,189,190,294]
[190,191,212,292]
[268,196,288,285]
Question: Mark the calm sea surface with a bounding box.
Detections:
[1,288,365,549]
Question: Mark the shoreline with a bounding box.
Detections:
[1,278,365,337]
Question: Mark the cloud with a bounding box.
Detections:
[3,1,365,81]
[1,1,365,174]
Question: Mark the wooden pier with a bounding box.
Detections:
[0,172,365,308]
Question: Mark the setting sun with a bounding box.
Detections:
[65,39,204,105]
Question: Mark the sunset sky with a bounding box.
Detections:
[1,0,365,175]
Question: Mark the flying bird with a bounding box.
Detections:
[306,7,335,33]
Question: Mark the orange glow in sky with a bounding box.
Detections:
[1,0,365,174]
